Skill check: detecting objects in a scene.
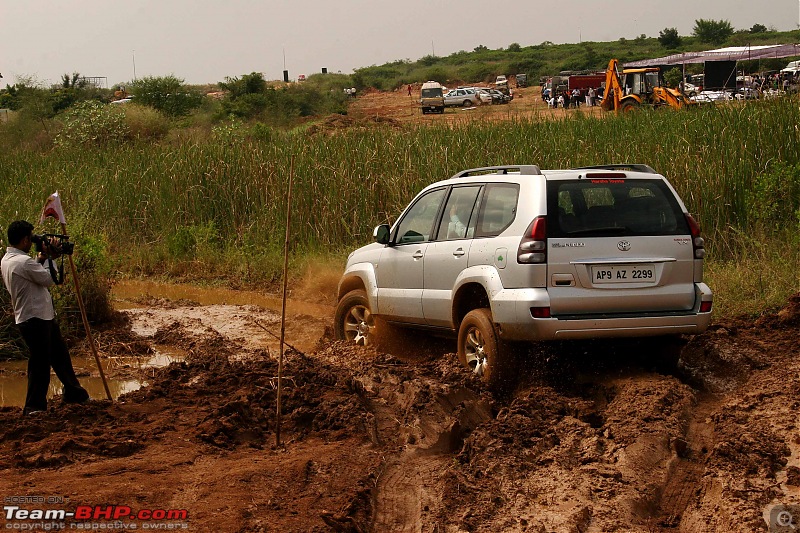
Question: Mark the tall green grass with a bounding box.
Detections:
[1,98,799,314]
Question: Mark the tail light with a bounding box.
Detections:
[518,216,547,264]
[700,301,713,313]
[530,306,551,318]
[685,214,705,259]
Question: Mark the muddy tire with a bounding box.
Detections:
[647,335,684,371]
[462,100,472,107]
[620,99,639,113]
[457,308,515,391]
[334,290,375,346]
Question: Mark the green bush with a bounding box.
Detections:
[167,222,220,263]
[131,75,203,117]
[221,92,269,118]
[219,72,267,98]
[122,104,170,140]
[664,68,683,89]
[54,101,129,147]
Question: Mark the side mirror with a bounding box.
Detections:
[373,224,391,245]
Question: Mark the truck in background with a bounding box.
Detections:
[420,80,445,114]
[546,72,605,96]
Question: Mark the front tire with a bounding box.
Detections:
[334,290,375,346]
[457,309,514,390]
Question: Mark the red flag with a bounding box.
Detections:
[40,191,66,224]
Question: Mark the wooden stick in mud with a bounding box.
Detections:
[276,156,294,447]
[252,319,306,357]
[60,222,113,401]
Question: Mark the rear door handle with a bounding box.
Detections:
[412,250,424,259]
[453,248,465,257]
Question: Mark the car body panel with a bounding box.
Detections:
[422,238,473,326]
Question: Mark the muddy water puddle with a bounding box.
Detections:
[1,280,332,408]
[0,346,185,407]
[113,279,334,319]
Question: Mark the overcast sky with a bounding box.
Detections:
[2,0,798,87]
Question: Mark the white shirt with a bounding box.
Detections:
[1,247,56,324]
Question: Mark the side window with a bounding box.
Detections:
[475,184,520,238]
[394,188,446,245]
[437,186,482,240]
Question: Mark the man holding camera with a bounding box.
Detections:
[1,220,89,415]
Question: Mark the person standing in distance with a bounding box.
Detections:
[1,220,89,415]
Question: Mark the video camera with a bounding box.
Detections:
[31,233,75,256]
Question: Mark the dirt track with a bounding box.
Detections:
[1,288,800,532]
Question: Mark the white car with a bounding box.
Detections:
[690,90,734,103]
[682,82,700,97]
[475,89,493,104]
[444,88,480,107]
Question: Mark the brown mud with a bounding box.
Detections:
[1,291,800,532]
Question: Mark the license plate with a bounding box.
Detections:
[591,265,655,284]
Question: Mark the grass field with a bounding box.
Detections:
[1,97,799,321]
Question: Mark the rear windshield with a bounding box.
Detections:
[547,179,689,237]
[421,88,443,98]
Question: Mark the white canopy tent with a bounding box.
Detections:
[624,44,800,68]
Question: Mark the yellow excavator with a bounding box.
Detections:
[600,59,694,112]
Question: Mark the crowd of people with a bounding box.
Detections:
[541,86,604,109]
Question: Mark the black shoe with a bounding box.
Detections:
[63,387,90,404]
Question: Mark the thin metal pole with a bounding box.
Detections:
[275,156,294,447]
[60,222,112,401]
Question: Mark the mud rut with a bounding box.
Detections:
[2,296,799,532]
[343,316,800,532]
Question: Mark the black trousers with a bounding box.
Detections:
[18,317,89,413]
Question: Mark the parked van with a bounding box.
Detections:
[420,81,445,114]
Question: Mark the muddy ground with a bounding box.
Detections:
[347,85,605,126]
[1,289,799,532]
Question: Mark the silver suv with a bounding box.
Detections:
[444,88,480,107]
[334,165,713,388]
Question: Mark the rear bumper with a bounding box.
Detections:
[493,284,713,341]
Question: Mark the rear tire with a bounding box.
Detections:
[620,99,639,113]
[334,290,375,346]
[457,309,515,391]
[647,335,684,371]
[462,100,472,107]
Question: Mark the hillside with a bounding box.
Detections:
[351,27,800,90]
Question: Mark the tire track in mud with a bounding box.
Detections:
[655,393,719,528]
[373,452,448,533]
[357,361,492,533]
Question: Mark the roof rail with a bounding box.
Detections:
[453,165,542,178]
[572,164,658,174]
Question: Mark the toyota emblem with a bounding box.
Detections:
[617,241,631,251]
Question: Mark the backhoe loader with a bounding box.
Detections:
[600,59,694,112]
